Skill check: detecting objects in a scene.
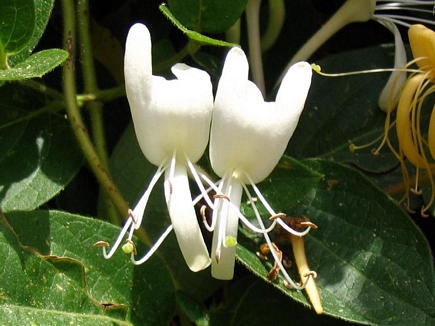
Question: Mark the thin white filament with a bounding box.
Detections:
[248,190,312,290]
[185,153,216,210]
[101,159,169,259]
[374,14,435,27]
[131,224,174,265]
[244,172,312,237]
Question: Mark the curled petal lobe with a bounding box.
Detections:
[409,24,435,73]
[165,161,211,272]
[275,61,313,137]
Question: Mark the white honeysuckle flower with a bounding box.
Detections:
[95,23,213,272]
[278,0,435,111]
[208,47,313,286]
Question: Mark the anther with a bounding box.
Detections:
[283,258,292,269]
[93,241,110,247]
[303,271,318,279]
[403,203,416,214]
[371,148,380,156]
[128,209,136,224]
[410,188,422,195]
[200,205,207,221]
[269,213,286,220]
[215,248,221,264]
[283,280,302,289]
[421,206,429,218]
[213,193,231,201]
[300,221,318,229]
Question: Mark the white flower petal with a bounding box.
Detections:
[142,66,213,165]
[211,178,243,280]
[165,161,211,272]
[124,24,213,166]
[124,23,152,144]
[210,48,312,184]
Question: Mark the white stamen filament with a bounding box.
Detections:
[100,159,169,259]
[244,173,312,237]
[131,225,174,265]
[248,188,313,290]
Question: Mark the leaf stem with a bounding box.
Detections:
[22,79,64,100]
[77,84,126,103]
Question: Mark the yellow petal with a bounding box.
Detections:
[428,105,435,161]
[396,74,427,168]
[409,24,435,73]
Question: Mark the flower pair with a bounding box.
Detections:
[95,23,313,284]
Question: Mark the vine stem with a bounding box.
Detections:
[76,0,119,224]
[61,0,137,228]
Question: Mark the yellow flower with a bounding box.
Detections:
[385,24,435,215]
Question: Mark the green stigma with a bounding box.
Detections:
[225,236,237,247]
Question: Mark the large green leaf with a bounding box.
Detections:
[0,49,68,80]
[0,84,83,212]
[237,158,435,325]
[0,210,175,325]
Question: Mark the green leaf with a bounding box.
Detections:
[9,0,56,66]
[175,291,210,326]
[0,0,35,60]
[167,0,247,33]
[0,49,68,80]
[0,84,83,212]
[225,276,349,326]
[237,158,435,325]
[159,4,239,48]
[1,210,176,325]
[101,123,221,300]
